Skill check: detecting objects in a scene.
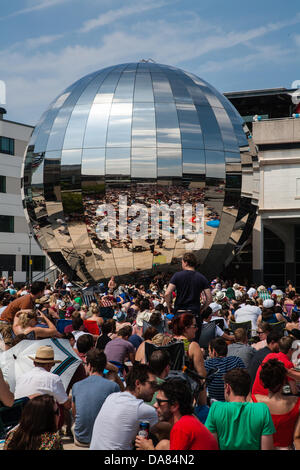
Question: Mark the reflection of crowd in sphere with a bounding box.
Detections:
[82,184,223,252]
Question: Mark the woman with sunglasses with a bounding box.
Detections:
[252,322,272,351]
[4,394,63,450]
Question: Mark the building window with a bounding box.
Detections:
[22,255,46,272]
[0,254,16,273]
[264,227,285,289]
[0,176,6,193]
[0,137,14,155]
[0,215,14,232]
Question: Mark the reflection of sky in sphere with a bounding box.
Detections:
[23,61,251,282]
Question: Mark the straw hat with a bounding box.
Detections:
[29,345,61,364]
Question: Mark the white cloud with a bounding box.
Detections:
[25,34,64,49]
[0,0,71,19]
[2,11,300,125]
[79,1,169,33]
[294,34,300,46]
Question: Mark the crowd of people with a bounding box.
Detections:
[0,251,299,451]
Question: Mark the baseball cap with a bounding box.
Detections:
[263,299,274,308]
[209,302,222,314]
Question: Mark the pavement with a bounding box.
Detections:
[61,435,89,451]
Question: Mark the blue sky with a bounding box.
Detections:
[1,0,300,125]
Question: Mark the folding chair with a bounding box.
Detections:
[269,321,286,335]
[144,341,185,370]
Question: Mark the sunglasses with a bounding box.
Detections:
[155,398,170,406]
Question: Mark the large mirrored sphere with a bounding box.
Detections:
[22,61,256,283]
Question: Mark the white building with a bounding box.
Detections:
[225,88,300,289]
[0,107,49,284]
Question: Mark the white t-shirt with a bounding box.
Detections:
[14,366,68,404]
[90,391,158,450]
[234,304,261,334]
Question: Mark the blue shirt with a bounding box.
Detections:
[204,356,245,401]
[72,375,119,444]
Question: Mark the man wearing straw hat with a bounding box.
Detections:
[14,345,71,410]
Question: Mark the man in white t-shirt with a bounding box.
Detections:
[90,363,158,450]
[234,300,261,336]
[14,345,71,409]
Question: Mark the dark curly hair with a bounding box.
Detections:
[158,378,194,415]
[259,358,287,393]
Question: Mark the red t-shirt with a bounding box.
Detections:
[252,352,294,395]
[170,415,219,450]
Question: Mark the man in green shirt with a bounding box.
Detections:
[205,368,275,450]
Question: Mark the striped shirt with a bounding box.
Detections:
[204,356,245,401]
[99,296,115,307]
[257,291,271,301]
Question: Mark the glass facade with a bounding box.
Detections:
[23,61,256,283]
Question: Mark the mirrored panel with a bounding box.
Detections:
[155,102,181,147]
[157,148,182,178]
[132,103,156,147]
[151,72,174,102]
[94,67,127,104]
[106,147,131,177]
[182,148,205,176]
[82,148,105,176]
[176,102,204,149]
[134,73,154,102]
[213,107,239,153]
[63,105,91,150]
[106,103,133,147]
[83,103,111,149]
[132,147,157,179]
[196,105,224,151]
[113,69,136,102]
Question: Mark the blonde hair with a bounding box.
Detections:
[17,310,37,329]
[152,333,172,346]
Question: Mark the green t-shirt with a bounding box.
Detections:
[205,401,275,450]
[74,297,83,306]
